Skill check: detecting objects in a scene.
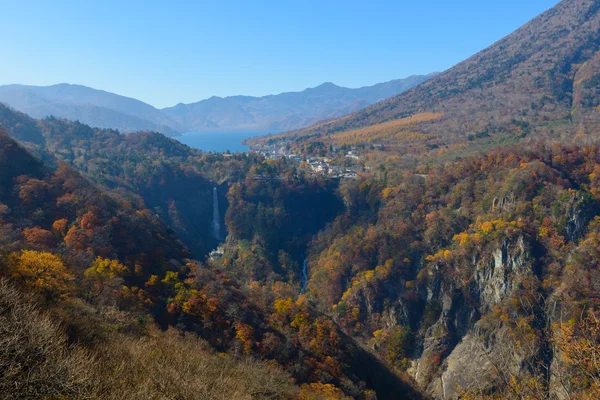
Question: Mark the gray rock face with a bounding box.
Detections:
[564,193,593,242]
[435,333,497,398]
[409,236,533,399]
[475,236,530,311]
[433,325,529,399]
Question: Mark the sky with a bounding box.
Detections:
[0,0,561,108]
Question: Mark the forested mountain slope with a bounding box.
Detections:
[253,0,600,151]
[0,113,422,399]
[236,1,600,398]
[3,1,600,398]
[0,103,229,258]
[6,107,600,398]
[0,131,301,398]
[5,109,600,398]
[301,144,600,398]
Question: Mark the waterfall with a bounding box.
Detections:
[300,259,308,293]
[212,187,222,241]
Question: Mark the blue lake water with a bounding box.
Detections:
[175,131,270,153]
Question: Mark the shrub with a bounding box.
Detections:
[0,280,93,399]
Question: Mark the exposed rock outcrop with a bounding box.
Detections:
[410,235,534,399]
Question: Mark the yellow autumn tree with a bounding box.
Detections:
[84,257,128,296]
[298,383,352,400]
[52,218,69,236]
[84,257,127,281]
[234,321,255,354]
[9,250,74,299]
[553,311,600,398]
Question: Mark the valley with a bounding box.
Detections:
[2,0,600,399]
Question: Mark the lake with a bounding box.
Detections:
[174,131,270,153]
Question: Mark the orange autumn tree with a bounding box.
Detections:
[23,227,55,247]
[17,178,50,206]
[80,210,101,230]
[63,226,90,251]
[8,250,74,299]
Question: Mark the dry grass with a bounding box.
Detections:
[0,279,94,399]
[0,279,297,400]
[92,328,297,400]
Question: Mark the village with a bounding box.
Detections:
[249,141,361,179]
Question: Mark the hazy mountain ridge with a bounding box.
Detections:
[0,75,436,137]
[163,74,437,131]
[0,84,183,135]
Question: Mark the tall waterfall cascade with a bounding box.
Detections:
[212,187,222,241]
[301,259,308,293]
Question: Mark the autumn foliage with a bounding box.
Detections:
[8,250,73,299]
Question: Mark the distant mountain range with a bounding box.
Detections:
[0,74,436,136]
[0,84,182,136]
[161,74,437,132]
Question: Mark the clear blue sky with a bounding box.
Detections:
[0,0,560,108]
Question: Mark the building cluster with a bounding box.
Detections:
[305,157,357,178]
[249,143,359,179]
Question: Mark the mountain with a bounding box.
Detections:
[257,0,600,151]
[6,0,600,397]
[0,105,423,399]
[237,1,600,398]
[162,74,437,132]
[0,75,435,137]
[0,84,183,136]
[4,0,600,392]
[0,103,223,258]
[0,130,304,399]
